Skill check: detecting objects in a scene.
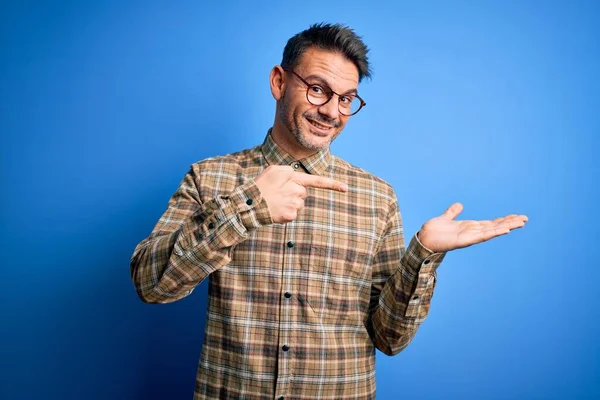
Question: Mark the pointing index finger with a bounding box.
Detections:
[292,173,348,192]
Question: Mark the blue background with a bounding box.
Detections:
[2,1,598,399]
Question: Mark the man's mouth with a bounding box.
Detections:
[306,117,333,131]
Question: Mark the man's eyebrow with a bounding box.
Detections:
[304,74,359,95]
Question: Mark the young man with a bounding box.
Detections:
[130,23,528,400]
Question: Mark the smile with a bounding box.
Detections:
[307,118,333,130]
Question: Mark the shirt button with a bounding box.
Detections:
[282,345,290,351]
[208,222,215,229]
[287,241,295,248]
[284,292,291,298]
[246,199,253,205]
[293,163,300,169]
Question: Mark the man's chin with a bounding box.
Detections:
[300,133,331,151]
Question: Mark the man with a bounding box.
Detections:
[130,23,528,400]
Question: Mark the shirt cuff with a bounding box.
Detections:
[177,181,272,255]
[402,233,446,319]
[404,232,446,275]
[226,180,273,230]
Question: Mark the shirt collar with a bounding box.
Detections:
[261,128,332,176]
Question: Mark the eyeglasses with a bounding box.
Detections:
[283,68,366,116]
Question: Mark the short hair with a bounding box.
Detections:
[281,23,372,82]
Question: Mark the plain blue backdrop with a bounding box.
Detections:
[2,1,598,399]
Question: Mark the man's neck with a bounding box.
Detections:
[270,126,317,160]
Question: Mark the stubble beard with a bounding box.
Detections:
[278,94,341,152]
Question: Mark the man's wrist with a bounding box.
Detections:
[416,230,435,253]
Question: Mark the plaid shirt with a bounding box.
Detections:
[131,131,446,400]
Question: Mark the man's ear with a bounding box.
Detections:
[270,65,286,100]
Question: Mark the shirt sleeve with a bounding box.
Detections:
[130,165,272,304]
[368,193,446,356]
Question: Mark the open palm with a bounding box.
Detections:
[418,203,528,253]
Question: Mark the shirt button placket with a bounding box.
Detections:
[276,233,296,397]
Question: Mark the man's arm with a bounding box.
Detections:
[368,194,445,356]
[368,193,528,355]
[130,164,348,304]
[130,165,272,304]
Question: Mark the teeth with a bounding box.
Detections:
[309,119,330,129]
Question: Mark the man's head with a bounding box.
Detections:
[270,23,371,159]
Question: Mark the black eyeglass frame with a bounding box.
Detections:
[282,67,366,116]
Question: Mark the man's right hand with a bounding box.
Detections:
[255,165,348,224]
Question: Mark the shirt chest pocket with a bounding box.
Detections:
[299,237,373,322]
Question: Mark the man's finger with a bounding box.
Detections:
[440,202,464,220]
[492,214,528,225]
[492,215,518,224]
[479,226,511,242]
[497,218,527,231]
[293,173,348,192]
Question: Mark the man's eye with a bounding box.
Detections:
[309,85,325,95]
[340,95,355,104]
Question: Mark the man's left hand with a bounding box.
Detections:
[418,203,528,253]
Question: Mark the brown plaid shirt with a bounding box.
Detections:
[131,131,446,400]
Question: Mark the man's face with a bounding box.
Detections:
[278,47,359,152]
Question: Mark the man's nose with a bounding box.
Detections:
[317,97,340,121]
